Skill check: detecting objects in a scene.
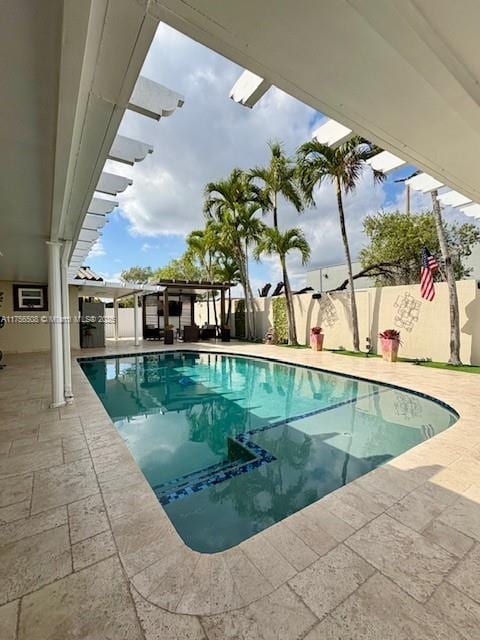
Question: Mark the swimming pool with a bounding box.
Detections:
[80,350,457,552]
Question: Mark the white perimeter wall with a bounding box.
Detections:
[196,279,480,365]
[104,307,142,339]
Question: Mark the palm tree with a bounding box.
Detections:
[297,137,383,351]
[255,227,310,345]
[250,141,303,229]
[431,190,462,365]
[214,254,241,325]
[204,169,265,340]
[186,227,219,326]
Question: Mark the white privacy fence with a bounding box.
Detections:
[104,308,142,338]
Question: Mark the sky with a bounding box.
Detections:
[88,24,477,293]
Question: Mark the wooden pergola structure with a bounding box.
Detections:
[142,279,233,341]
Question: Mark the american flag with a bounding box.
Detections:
[420,246,439,301]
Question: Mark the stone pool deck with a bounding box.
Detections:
[1,340,480,639]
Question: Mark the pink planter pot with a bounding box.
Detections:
[380,337,400,362]
[310,333,324,351]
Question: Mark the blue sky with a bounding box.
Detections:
[87,24,473,290]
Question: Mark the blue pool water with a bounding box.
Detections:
[80,351,457,552]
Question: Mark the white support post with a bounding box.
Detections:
[47,241,66,408]
[134,293,140,346]
[61,241,74,403]
[113,298,119,341]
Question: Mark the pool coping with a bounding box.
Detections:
[65,341,477,618]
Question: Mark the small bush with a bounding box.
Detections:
[272,297,288,343]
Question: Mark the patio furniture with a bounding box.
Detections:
[200,325,217,340]
[183,325,200,342]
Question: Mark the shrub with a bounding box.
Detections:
[272,297,288,343]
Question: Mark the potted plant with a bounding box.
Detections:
[221,324,231,342]
[310,326,324,351]
[264,327,275,345]
[379,329,401,362]
[164,324,175,345]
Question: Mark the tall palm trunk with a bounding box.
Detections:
[431,190,462,365]
[236,246,253,340]
[227,288,232,325]
[336,178,360,351]
[281,255,298,345]
[244,240,256,339]
[208,254,219,329]
[272,191,278,230]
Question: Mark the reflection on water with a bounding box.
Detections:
[80,351,457,552]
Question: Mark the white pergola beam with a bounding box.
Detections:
[366,151,405,174]
[460,203,480,218]
[78,228,100,243]
[108,134,153,166]
[96,172,132,196]
[405,173,444,192]
[437,190,472,207]
[88,197,118,215]
[229,70,271,108]
[83,213,107,231]
[128,76,184,120]
[313,119,352,147]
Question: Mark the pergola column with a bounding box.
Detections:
[163,289,169,334]
[47,241,65,407]
[113,298,119,340]
[190,295,195,325]
[61,241,73,403]
[134,293,140,346]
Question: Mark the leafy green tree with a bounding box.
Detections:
[186,227,220,325]
[120,265,153,283]
[360,210,480,286]
[151,253,204,282]
[255,227,310,345]
[214,255,241,324]
[250,141,303,229]
[297,137,382,351]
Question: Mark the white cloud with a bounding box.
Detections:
[115,24,318,240]
[141,242,160,252]
[88,239,106,257]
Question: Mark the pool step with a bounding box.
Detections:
[152,458,243,501]
[153,434,276,506]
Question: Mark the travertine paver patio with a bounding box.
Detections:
[1,340,480,638]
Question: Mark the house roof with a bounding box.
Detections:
[74,266,103,282]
